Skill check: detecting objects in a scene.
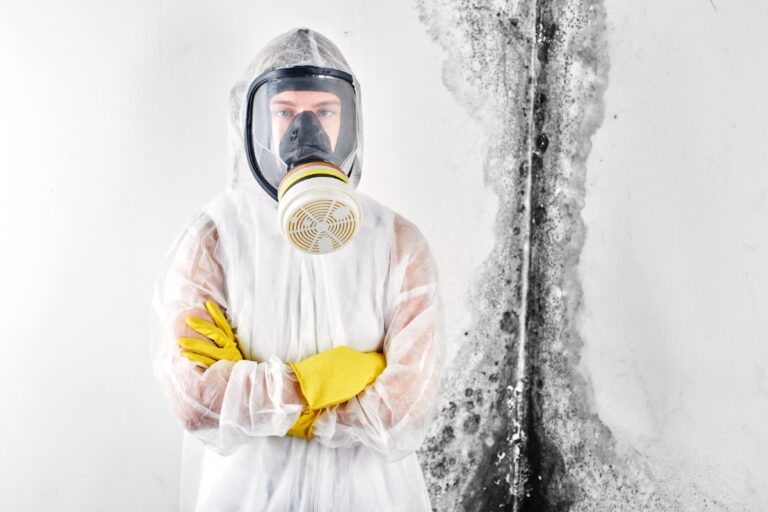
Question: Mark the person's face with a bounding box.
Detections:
[269,90,342,151]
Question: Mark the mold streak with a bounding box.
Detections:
[511,0,541,505]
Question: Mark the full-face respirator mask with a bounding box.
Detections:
[244,65,362,255]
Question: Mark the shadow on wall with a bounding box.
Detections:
[415,1,738,511]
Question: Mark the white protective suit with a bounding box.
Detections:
[151,28,447,511]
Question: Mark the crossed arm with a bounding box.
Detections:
[151,212,445,459]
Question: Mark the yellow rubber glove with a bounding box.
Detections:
[288,346,386,411]
[286,346,385,440]
[177,301,243,366]
[287,408,322,439]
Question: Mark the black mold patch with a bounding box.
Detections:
[500,311,518,334]
[416,0,740,511]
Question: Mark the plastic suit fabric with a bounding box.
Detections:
[151,28,446,511]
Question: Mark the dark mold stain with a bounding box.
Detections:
[462,413,482,435]
[500,310,518,334]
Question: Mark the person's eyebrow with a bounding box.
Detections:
[312,99,342,108]
[270,99,296,107]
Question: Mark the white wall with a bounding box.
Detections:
[0,1,490,510]
[580,1,768,508]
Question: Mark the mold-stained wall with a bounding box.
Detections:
[418,0,768,510]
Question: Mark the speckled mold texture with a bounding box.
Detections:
[415,1,537,509]
[415,1,739,511]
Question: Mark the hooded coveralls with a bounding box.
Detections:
[151,28,446,511]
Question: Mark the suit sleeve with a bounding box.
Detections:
[150,213,306,455]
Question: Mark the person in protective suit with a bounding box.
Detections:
[151,27,446,511]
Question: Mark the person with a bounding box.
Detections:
[151,27,446,511]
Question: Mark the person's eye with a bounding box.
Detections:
[318,109,337,118]
[272,109,292,118]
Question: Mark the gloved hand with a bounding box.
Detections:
[177,301,243,366]
[286,408,322,440]
[285,345,386,440]
[288,346,386,410]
